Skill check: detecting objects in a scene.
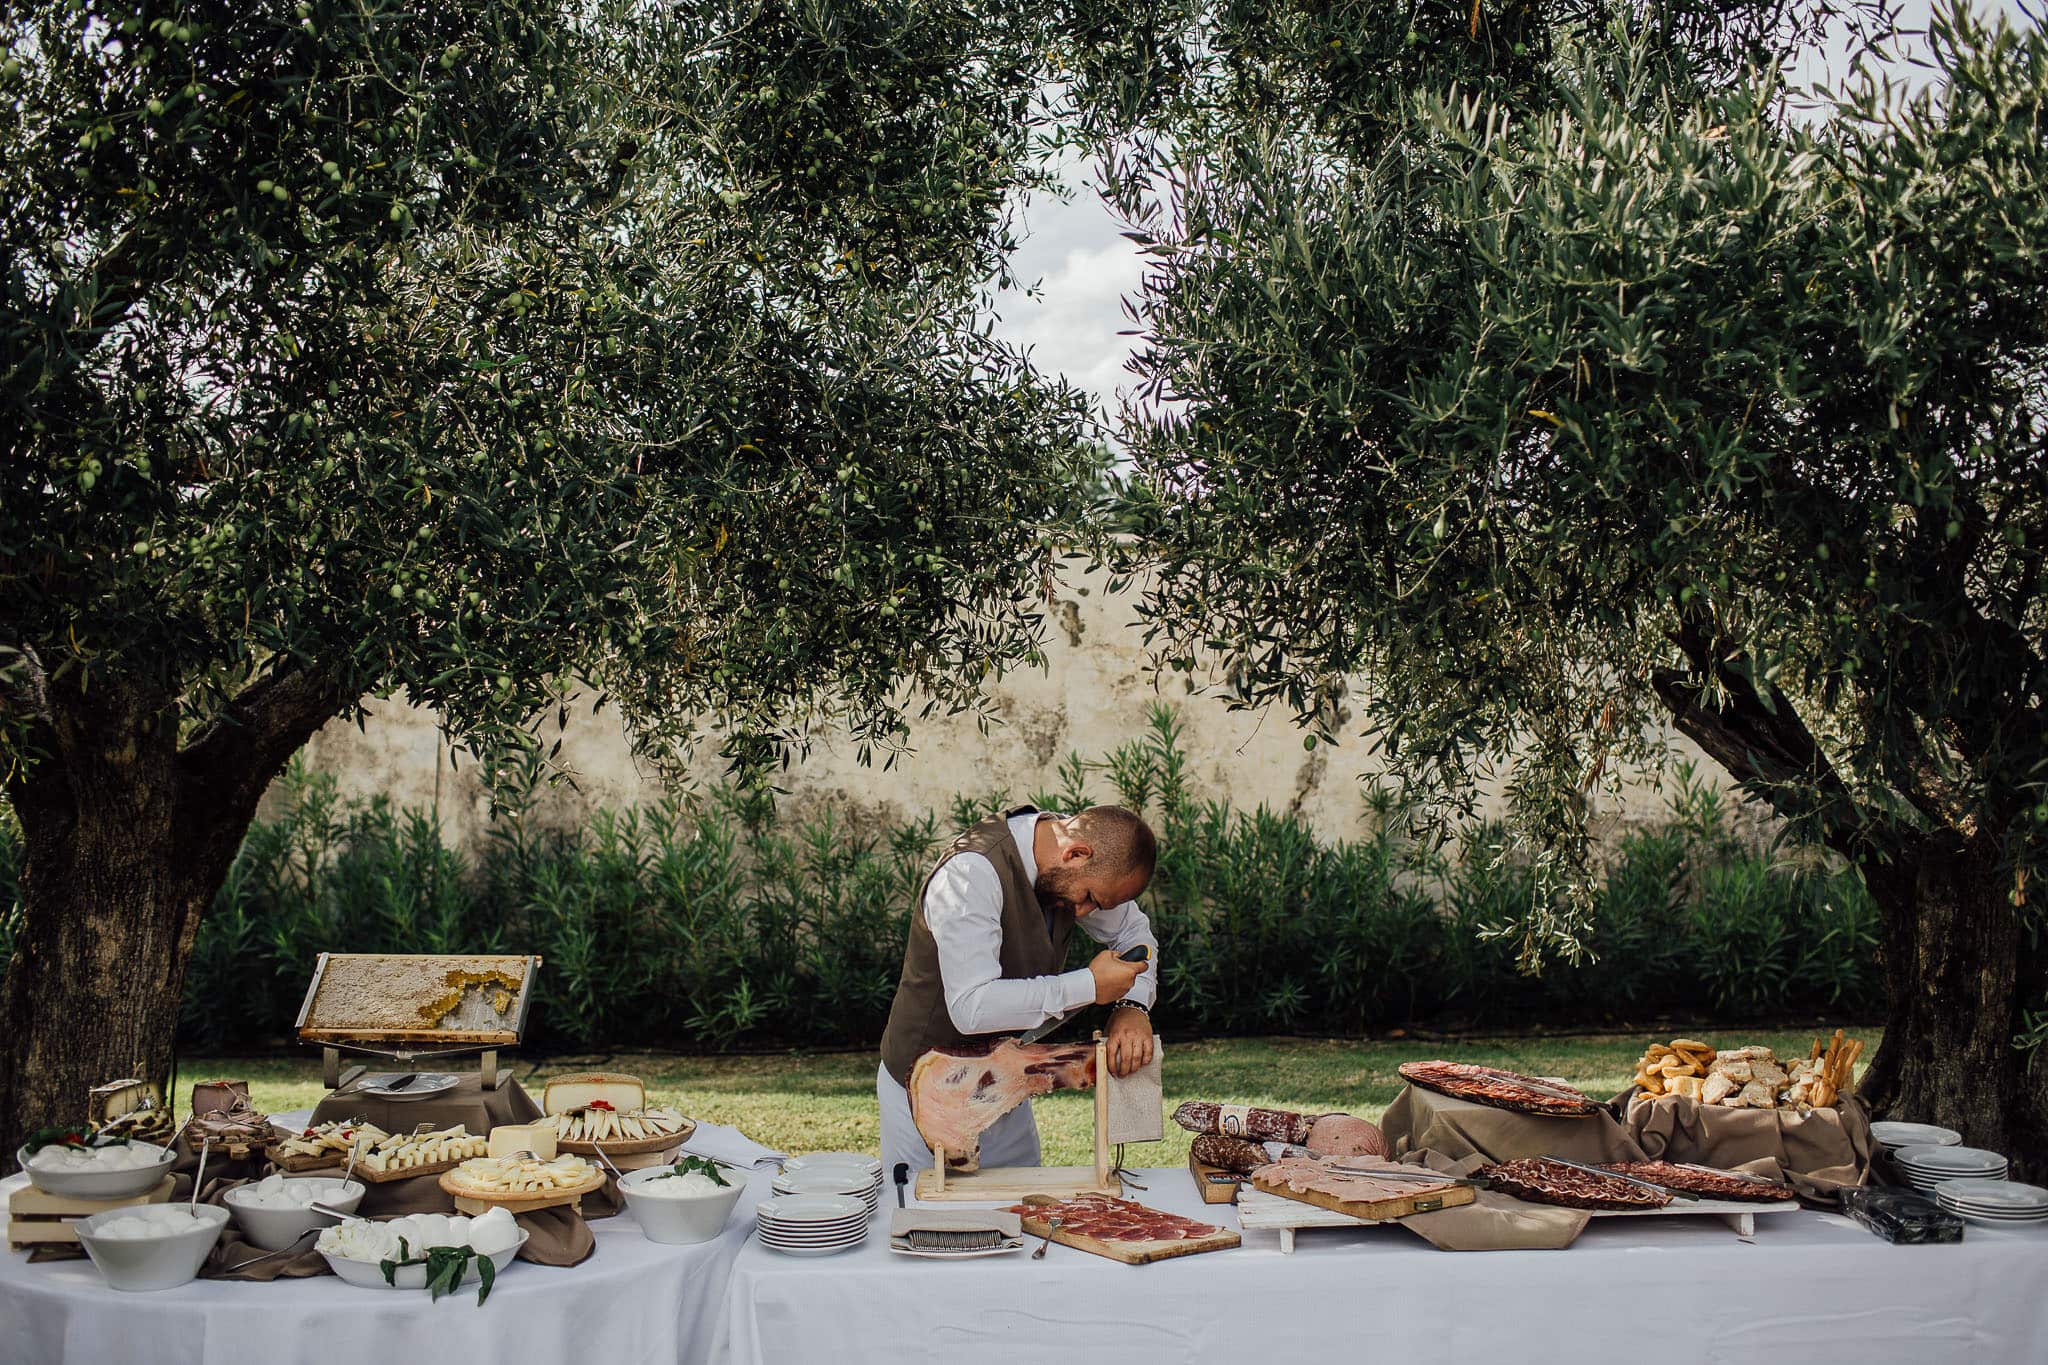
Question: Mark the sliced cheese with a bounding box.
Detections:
[489,1124,558,1161]
[543,1072,645,1117]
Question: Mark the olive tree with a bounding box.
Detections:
[0,0,1094,1147]
[1075,0,2048,1158]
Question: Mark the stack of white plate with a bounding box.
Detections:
[1870,1121,1963,1152]
[777,1153,883,1214]
[1892,1144,2009,1191]
[1933,1178,2048,1227]
[755,1194,871,1257]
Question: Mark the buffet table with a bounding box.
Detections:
[719,1167,2048,1365]
[0,1165,769,1365]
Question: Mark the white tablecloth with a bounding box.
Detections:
[1,1122,771,1365]
[721,1168,2048,1365]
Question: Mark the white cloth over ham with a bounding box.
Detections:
[909,1039,1096,1169]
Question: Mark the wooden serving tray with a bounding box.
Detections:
[557,1118,695,1158]
[1188,1152,1245,1204]
[438,1166,606,1216]
[8,1176,175,1249]
[1249,1167,1476,1222]
[353,1151,487,1184]
[1014,1198,1239,1265]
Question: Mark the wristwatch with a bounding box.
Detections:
[1110,999,1150,1016]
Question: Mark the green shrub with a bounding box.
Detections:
[0,708,1884,1048]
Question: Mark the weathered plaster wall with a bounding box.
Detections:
[297,566,1723,849]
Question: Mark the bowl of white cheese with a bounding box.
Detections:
[74,1202,229,1292]
[222,1173,366,1251]
[316,1208,527,1291]
[17,1140,177,1200]
[620,1162,746,1244]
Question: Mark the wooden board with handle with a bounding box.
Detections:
[1016,1195,1240,1265]
[1248,1166,1476,1221]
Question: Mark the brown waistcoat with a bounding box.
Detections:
[879,806,1074,1085]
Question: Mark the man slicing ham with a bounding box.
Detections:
[878,805,1159,1174]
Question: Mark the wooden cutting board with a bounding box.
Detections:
[1016,1198,1240,1264]
[1248,1166,1475,1221]
[1187,1152,1246,1204]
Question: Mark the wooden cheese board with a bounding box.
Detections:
[1188,1151,1246,1204]
[438,1165,607,1216]
[1014,1195,1240,1265]
[8,1176,175,1249]
[557,1118,695,1159]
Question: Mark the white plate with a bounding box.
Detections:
[1871,1121,1963,1149]
[1893,1144,2006,1171]
[355,1073,460,1101]
[757,1224,871,1241]
[760,1237,865,1257]
[773,1171,876,1198]
[756,1220,871,1236]
[756,1193,868,1224]
[783,1152,883,1177]
[1933,1178,2048,1209]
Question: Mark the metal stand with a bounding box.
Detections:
[318,1041,507,1090]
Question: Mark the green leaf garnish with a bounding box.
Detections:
[654,1154,731,1186]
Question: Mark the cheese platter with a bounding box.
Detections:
[1012,1193,1240,1265]
[350,1125,489,1183]
[536,1072,697,1159]
[439,1152,606,1216]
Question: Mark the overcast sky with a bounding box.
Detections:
[990,1,2038,424]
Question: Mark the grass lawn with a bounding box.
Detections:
[181,1028,1869,1168]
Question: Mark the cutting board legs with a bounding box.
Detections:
[1279,1229,1296,1255]
[1724,1212,1755,1236]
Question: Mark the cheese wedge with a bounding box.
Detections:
[543,1072,645,1117]
[489,1124,558,1161]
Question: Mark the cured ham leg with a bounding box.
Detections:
[909,1039,1097,1170]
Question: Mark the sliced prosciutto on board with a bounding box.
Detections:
[1005,1194,1224,1242]
[910,1038,1096,1170]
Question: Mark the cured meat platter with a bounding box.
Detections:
[1397,1061,1602,1116]
[1012,1194,1240,1264]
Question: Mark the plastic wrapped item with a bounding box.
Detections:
[1841,1187,1965,1244]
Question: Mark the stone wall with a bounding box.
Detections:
[297,566,1727,849]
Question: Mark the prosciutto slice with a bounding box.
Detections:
[910,1039,1096,1170]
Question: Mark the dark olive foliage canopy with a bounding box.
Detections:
[1,0,1099,790]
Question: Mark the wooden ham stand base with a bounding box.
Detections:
[915,1034,1125,1203]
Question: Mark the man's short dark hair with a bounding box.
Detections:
[1073,806,1157,885]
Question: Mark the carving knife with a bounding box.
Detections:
[1014,946,1149,1046]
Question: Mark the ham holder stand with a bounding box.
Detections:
[916,1032,1164,1202]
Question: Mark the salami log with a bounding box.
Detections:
[1173,1101,1311,1143]
[1190,1133,1268,1173]
[1173,1102,1388,1158]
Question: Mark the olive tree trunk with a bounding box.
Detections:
[0,667,341,1164]
[1857,836,2048,1179]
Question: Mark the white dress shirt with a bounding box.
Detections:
[923,811,1159,1036]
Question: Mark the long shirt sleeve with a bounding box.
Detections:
[924,852,1098,1035]
[1074,898,1159,1010]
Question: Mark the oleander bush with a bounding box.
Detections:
[0,705,1881,1050]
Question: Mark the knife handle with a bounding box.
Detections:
[1118,946,1150,963]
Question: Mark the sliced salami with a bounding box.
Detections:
[1600,1161,1798,1202]
[1397,1061,1600,1116]
[1480,1157,1672,1210]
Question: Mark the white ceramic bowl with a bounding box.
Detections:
[75,1203,229,1292]
[16,1141,177,1200]
[620,1165,747,1245]
[321,1229,529,1291]
[222,1177,366,1251]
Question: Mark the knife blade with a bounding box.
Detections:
[1015,946,1150,1045]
